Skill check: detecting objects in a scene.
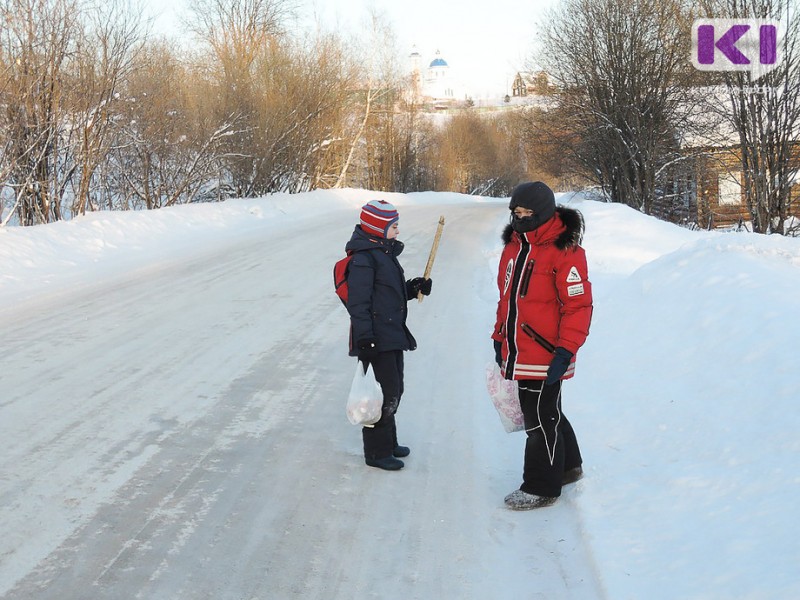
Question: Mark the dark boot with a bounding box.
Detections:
[366,456,404,470]
[363,418,393,456]
[389,416,409,457]
[562,466,583,485]
[393,445,410,458]
[363,414,400,470]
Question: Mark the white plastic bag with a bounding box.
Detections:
[346,361,383,426]
[485,362,524,433]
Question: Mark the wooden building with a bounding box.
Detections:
[675,96,800,229]
[691,146,800,229]
[511,71,553,97]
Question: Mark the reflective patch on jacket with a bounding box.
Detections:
[510,362,575,379]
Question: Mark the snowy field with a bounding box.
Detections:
[1,189,798,599]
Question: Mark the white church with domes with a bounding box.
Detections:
[407,47,465,104]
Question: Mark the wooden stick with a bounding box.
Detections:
[418,216,445,302]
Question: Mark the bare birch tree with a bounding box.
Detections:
[69,1,144,216]
[434,111,525,196]
[391,95,437,193]
[334,8,402,191]
[252,33,354,193]
[539,0,696,213]
[106,41,237,209]
[701,0,800,233]
[188,0,352,195]
[0,0,80,225]
[187,0,292,196]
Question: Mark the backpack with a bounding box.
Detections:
[333,251,354,305]
[334,250,376,305]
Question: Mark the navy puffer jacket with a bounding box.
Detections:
[345,226,417,356]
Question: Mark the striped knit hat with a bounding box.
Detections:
[359,200,399,238]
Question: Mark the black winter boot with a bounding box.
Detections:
[390,417,409,457]
[393,445,410,458]
[562,466,583,485]
[365,456,404,471]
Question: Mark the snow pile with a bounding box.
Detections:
[565,197,800,598]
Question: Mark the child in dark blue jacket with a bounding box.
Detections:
[345,200,432,470]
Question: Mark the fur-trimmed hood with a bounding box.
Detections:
[502,206,584,250]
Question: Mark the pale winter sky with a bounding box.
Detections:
[142,0,561,98]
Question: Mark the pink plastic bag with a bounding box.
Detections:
[485,362,524,433]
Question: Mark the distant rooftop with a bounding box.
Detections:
[429,50,448,68]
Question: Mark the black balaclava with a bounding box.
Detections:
[508,181,556,233]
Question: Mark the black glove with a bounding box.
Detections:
[493,340,503,367]
[545,347,574,385]
[357,337,379,362]
[406,277,432,298]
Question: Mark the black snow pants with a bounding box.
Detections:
[518,380,582,498]
[361,350,404,459]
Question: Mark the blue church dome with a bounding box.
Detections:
[430,57,448,67]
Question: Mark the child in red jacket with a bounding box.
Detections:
[492,182,593,510]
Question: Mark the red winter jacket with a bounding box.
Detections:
[492,207,593,381]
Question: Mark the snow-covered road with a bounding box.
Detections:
[0,202,604,599]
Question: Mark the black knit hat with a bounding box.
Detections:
[509,181,556,222]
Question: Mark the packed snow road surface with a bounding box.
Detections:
[0,198,604,599]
